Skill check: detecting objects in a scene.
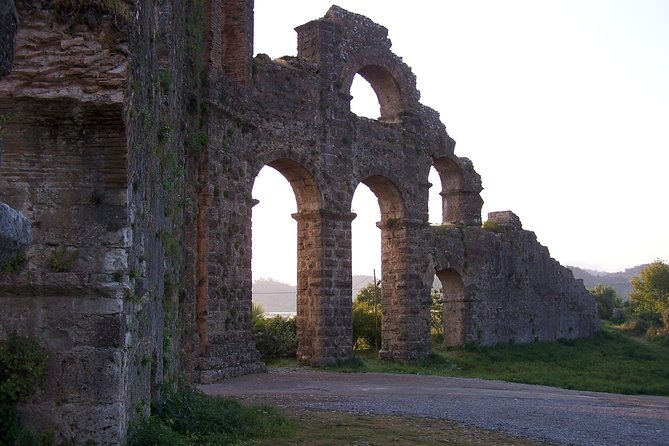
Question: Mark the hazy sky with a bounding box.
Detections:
[251,0,669,286]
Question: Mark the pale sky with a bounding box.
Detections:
[251,0,669,286]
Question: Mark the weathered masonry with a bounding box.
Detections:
[0,1,598,444]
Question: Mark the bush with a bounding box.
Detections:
[623,317,651,336]
[589,284,623,321]
[252,315,297,361]
[352,300,381,350]
[0,335,46,403]
[0,335,46,445]
[128,387,287,446]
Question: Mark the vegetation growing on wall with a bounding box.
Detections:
[0,335,47,444]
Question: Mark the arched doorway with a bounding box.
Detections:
[354,175,420,359]
[435,268,469,347]
[251,159,324,363]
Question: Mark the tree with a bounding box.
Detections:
[355,281,381,305]
[430,288,444,339]
[352,282,382,349]
[630,260,669,329]
[589,284,622,320]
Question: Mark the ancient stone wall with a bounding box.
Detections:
[193,6,598,379]
[0,0,206,443]
[431,211,599,346]
[0,2,599,443]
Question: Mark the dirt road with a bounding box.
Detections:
[200,368,669,446]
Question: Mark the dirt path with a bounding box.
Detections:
[200,368,669,446]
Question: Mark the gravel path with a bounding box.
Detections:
[199,368,669,446]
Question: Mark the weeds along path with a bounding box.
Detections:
[199,367,669,446]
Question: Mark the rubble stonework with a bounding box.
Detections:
[0,2,598,444]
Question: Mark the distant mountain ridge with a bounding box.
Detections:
[253,264,648,312]
[253,275,377,313]
[567,264,649,300]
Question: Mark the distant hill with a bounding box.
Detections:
[253,275,379,313]
[252,278,296,313]
[567,264,649,300]
[254,264,648,311]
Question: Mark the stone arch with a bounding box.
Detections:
[252,158,326,363]
[340,51,420,123]
[264,158,322,212]
[360,174,406,222]
[435,268,470,347]
[346,64,404,122]
[354,175,419,359]
[432,155,483,226]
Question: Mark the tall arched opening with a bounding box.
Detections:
[351,182,382,350]
[354,175,419,359]
[251,159,324,364]
[435,269,469,347]
[428,166,442,224]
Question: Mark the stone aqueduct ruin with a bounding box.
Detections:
[0,1,597,443]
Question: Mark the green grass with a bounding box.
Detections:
[327,324,669,396]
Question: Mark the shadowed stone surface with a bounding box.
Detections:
[0,0,18,78]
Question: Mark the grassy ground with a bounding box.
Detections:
[254,409,551,446]
[325,324,669,396]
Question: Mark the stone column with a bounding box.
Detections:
[441,189,483,227]
[377,218,431,362]
[293,209,354,366]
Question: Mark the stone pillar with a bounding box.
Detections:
[441,190,483,227]
[293,209,354,366]
[377,218,431,362]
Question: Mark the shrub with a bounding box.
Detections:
[252,315,297,361]
[128,387,287,446]
[352,300,381,350]
[589,284,623,320]
[0,335,46,404]
[482,220,503,233]
[0,335,46,445]
[623,317,651,336]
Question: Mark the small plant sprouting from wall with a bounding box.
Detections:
[482,220,503,234]
[1,254,26,274]
[0,334,47,442]
[49,246,79,272]
[0,114,8,140]
[52,0,131,21]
